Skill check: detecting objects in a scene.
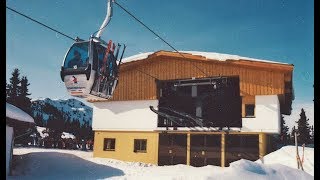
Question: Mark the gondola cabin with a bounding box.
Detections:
[60,37,125,100]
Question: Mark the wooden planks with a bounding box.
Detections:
[88,54,292,103]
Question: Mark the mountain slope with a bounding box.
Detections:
[31,98,92,125]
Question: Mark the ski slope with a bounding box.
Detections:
[8,146,313,180]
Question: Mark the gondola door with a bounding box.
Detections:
[158,133,187,166]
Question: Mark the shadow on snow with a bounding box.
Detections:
[9,151,124,180]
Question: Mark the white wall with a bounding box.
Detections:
[92,95,280,134]
[242,95,281,134]
[6,125,14,176]
[92,100,158,131]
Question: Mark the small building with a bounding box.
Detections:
[88,50,294,167]
[6,103,35,176]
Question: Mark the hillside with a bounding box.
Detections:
[31,98,92,125]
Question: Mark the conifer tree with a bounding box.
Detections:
[17,76,32,115]
[296,108,311,144]
[280,115,289,144]
[7,68,21,106]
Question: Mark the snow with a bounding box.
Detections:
[61,132,76,139]
[256,145,314,176]
[122,52,154,63]
[31,98,92,125]
[121,51,289,65]
[36,126,49,138]
[36,126,75,139]
[180,51,289,64]
[6,103,34,123]
[8,146,313,179]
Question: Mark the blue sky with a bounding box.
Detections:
[6,0,313,113]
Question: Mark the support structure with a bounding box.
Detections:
[221,133,225,167]
[186,133,191,165]
[259,133,267,163]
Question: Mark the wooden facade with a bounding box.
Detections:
[88,51,294,114]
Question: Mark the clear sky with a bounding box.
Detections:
[6,0,313,126]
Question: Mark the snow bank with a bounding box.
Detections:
[6,103,34,123]
[121,51,289,65]
[9,147,312,180]
[256,145,314,176]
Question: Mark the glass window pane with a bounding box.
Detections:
[104,138,115,151]
[64,42,89,69]
[134,139,147,152]
[245,104,255,117]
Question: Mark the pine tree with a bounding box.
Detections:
[310,125,314,144]
[289,126,295,145]
[7,68,21,106]
[16,76,32,115]
[296,108,311,144]
[6,80,10,99]
[280,115,289,144]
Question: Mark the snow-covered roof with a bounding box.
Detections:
[121,51,289,65]
[122,52,154,63]
[6,103,34,123]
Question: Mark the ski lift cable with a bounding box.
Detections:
[6,5,159,81]
[6,6,76,42]
[113,1,209,77]
[6,3,207,80]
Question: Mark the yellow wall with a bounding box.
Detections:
[93,131,159,164]
[93,131,269,167]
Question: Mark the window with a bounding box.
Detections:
[64,42,89,69]
[134,139,147,153]
[103,138,115,151]
[245,104,255,117]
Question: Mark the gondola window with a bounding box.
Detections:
[64,42,89,69]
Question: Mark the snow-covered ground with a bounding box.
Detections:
[8,146,312,180]
[256,145,314,176]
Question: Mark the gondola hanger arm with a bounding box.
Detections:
[95,0,114,38]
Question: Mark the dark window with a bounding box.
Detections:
[157,76,242,128]
[64,42,89,69]
[245,104,255,117]
[103,138,115,151]
[134,139,147,153]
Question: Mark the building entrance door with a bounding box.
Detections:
[190,134,221,167]
[158,133,187,166]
